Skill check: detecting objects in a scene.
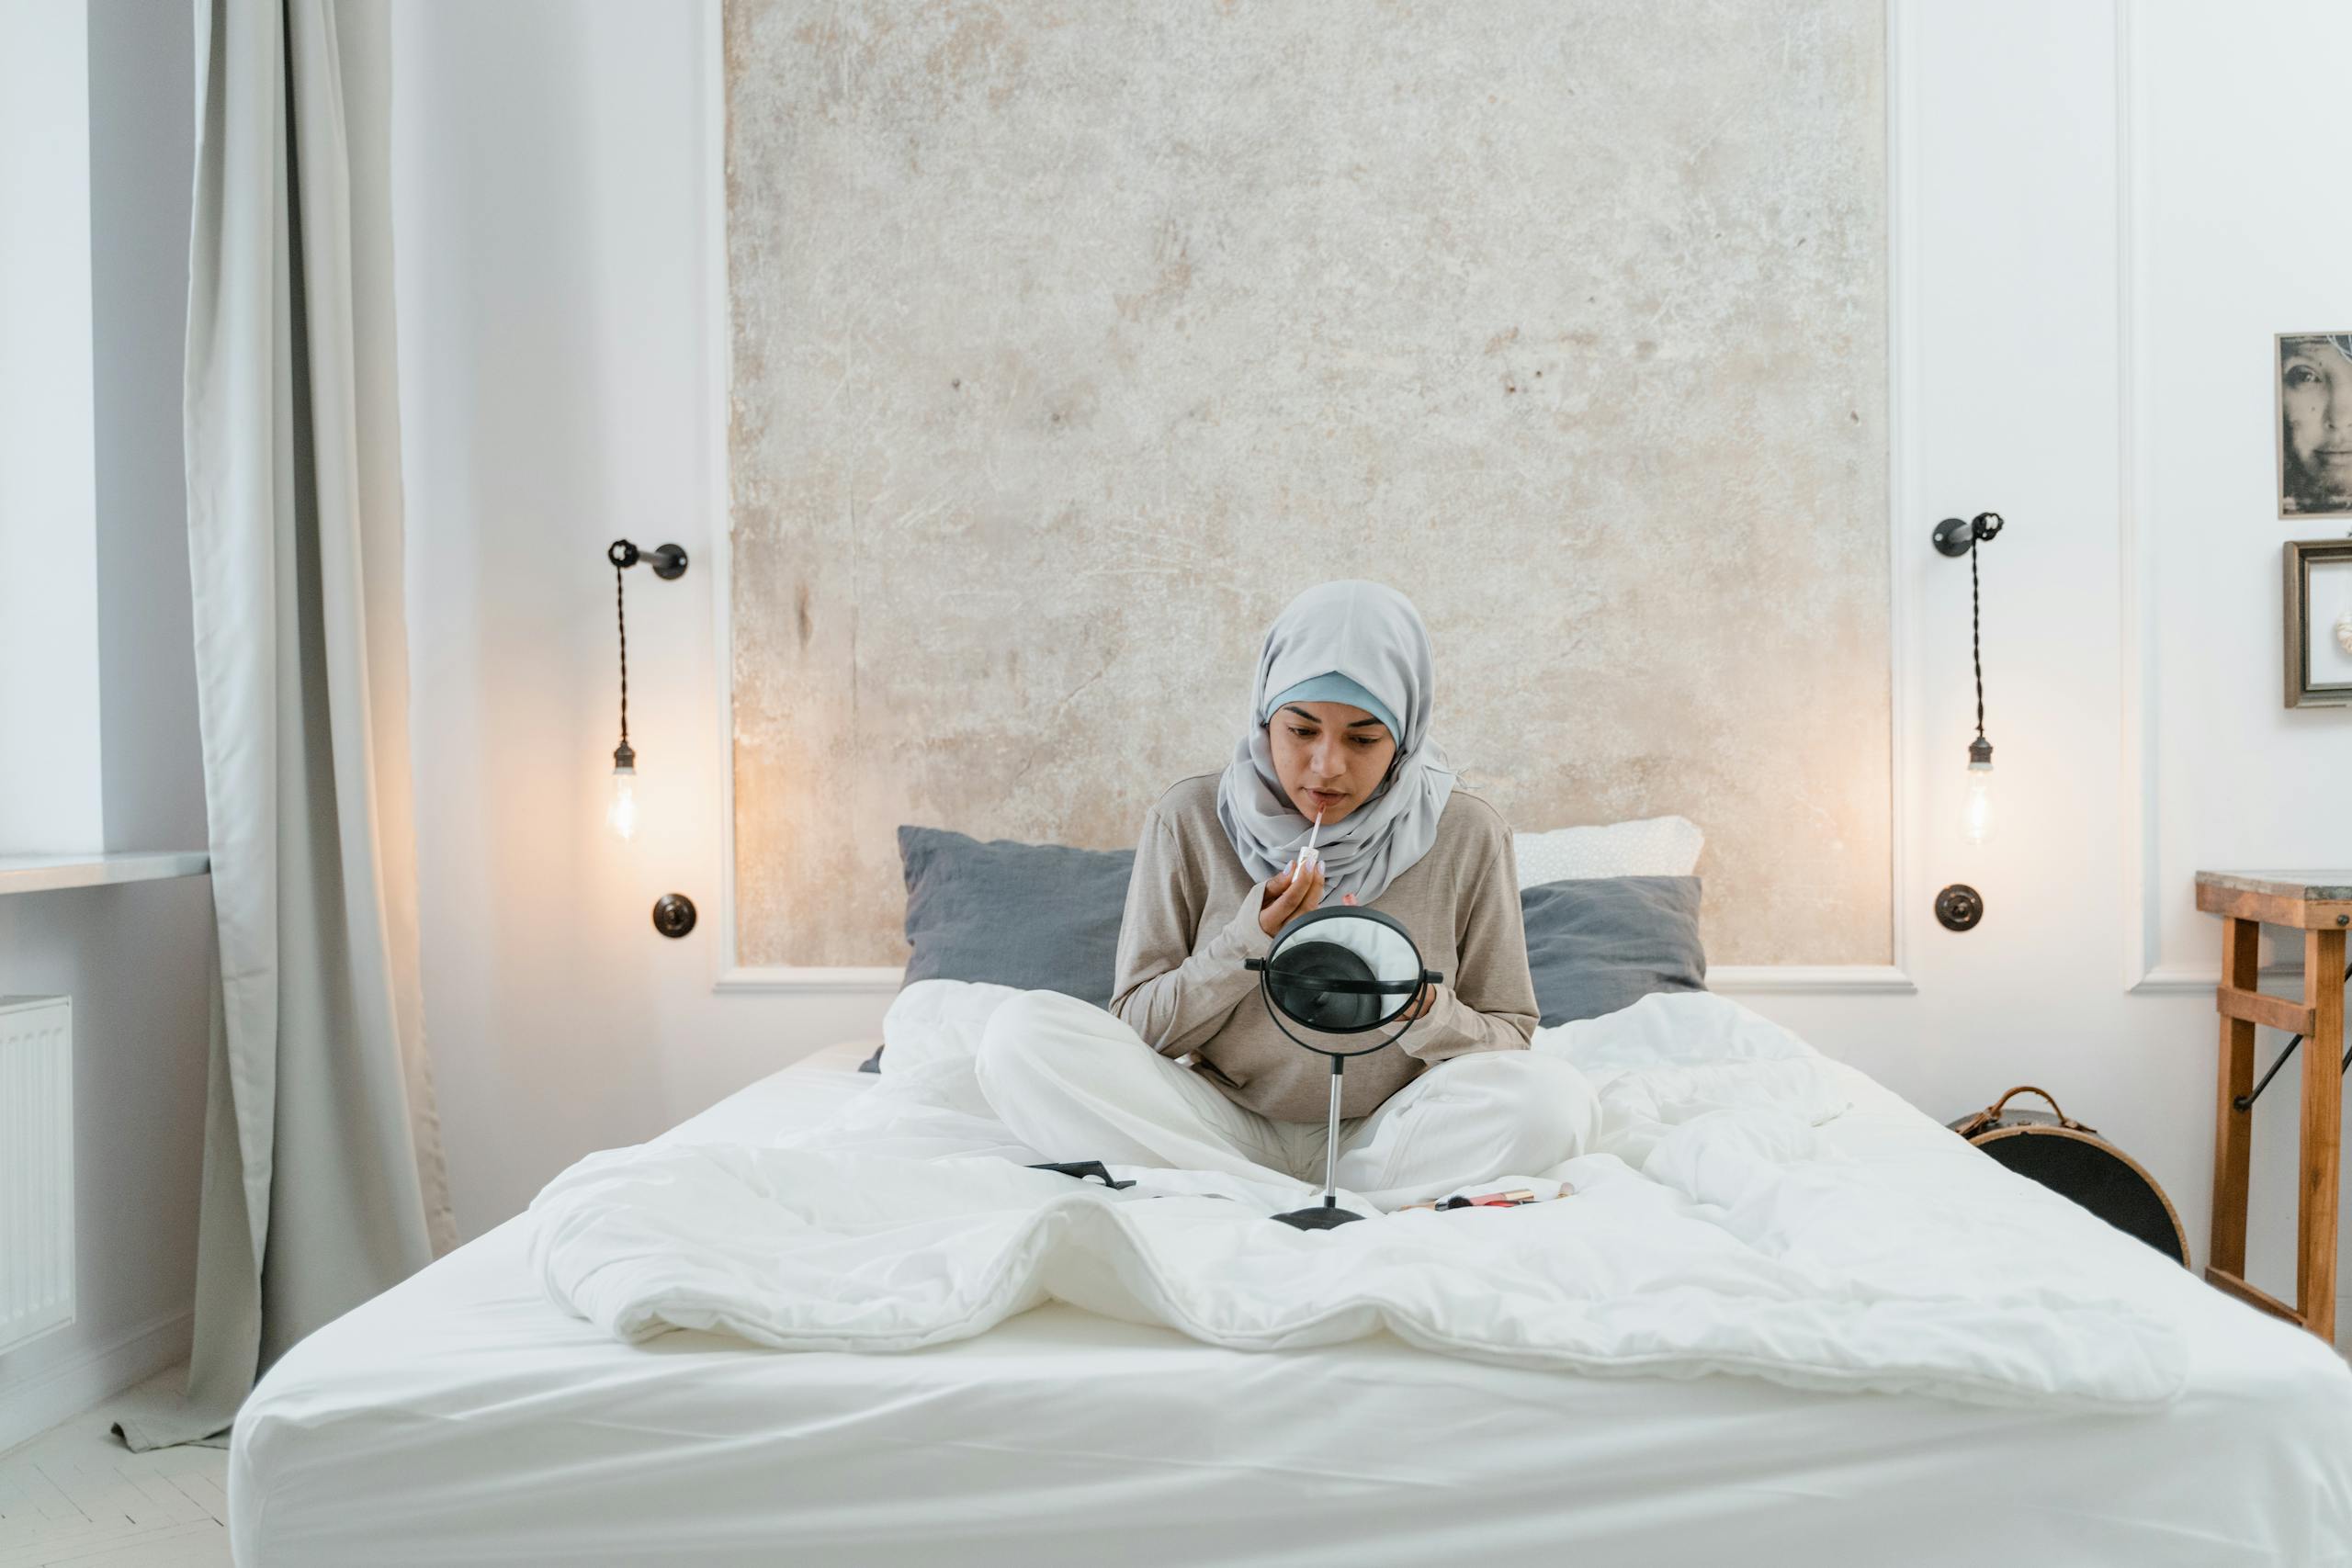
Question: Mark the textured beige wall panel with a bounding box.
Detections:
[726,0,1889,969]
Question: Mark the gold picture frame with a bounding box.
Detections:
[2284,536,2352,708]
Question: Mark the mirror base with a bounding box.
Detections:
[1272,1205,1363,1230]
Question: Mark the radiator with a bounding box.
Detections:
[0,995,74,1354]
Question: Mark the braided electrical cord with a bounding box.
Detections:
[615,561,629,752]
[1968,512,2003,746]
[1971,537,1984,742]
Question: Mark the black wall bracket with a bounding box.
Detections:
[1935,883,1984,931]
[608,539,690,580]
[1932,512,2004,558]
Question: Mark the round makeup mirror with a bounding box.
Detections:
[1244,907,1442,1229]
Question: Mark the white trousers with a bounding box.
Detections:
[973,989,1595,1212]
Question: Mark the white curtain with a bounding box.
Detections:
[112,0,454,1452]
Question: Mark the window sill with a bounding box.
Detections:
[0,852,210,897]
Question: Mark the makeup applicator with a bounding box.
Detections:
[1294,810,1323,878]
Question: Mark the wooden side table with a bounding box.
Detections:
[2197,871,2351,1343]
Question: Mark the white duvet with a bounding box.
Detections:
[531,985,2188,1411]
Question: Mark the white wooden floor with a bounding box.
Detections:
[0,1370,228,1567]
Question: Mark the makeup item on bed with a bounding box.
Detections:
[1405,1189,1540,1212]
[1244,905,1442,1230]
[1462,1188,1538,1206]
[1400,1188,1551,1213]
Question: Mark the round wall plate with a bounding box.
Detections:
[652,892,698,938]
[1931,516,1975,557]
[1935,883,1984,931]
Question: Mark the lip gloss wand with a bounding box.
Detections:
[1295,809,1323,877]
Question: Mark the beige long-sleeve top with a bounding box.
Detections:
[1109,773,1539,1122]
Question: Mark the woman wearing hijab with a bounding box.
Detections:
[974,580,1589,1211]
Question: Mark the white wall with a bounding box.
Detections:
[390,1,882,1239]
[390,0,2352,1339]
[2138,1,2352,980]
[2125,0,2352,1317]
[0,0,215,1450]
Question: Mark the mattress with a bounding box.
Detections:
[229,1040,2352,1567]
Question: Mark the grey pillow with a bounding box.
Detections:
[1519,875,1706,1027]
[897,825,1136,1004]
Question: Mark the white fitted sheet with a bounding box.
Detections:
[230,1041,2352,1567]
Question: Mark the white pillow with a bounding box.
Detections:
[1512,815,1703,889]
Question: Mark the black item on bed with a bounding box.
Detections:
[1519,874,1708,1027]
[1026,1160,1136,1189]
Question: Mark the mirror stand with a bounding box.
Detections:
[1272,1055,1360,1230]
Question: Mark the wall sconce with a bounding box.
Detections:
[1932,511,2004,931]
[605,539,689,841]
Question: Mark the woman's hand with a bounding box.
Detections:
[1258,860,1327,939]
[1397,980,1444,1021]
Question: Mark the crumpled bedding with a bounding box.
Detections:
[529,985,2188,1410]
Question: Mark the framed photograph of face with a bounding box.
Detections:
[2284,537,2352,708]
[2278,333,2352,517]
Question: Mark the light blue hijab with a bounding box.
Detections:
[1215,581,1456,905]
[1261,671,1399,744]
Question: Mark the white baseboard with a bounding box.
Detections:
[0,1307,192,1456]
[715,965,903,995]
[1707,965,1917,995]
[2132,965,2220,994]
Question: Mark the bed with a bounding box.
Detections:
[230,1030,2352,1567]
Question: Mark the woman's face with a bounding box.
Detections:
[1267,701,1396,826]
[2281,336,2352,511]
